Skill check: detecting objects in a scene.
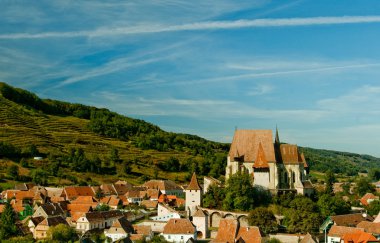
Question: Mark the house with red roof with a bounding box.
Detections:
[212,219,262,243]
[341,230,379,243]
[360,193,379,207]
[162,218,196,242]
[327,225,364,243]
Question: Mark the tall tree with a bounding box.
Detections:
[223,172,255,211]
[324,170,336,195]
[317,194,351,218]
[0,201,17,239]
[355,177,375,196]
[203,184,225,209]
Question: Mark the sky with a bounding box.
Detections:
[1,0,380,156]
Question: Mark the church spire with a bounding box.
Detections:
[275,125,280,145]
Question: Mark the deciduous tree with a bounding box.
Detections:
[248,207,278,234]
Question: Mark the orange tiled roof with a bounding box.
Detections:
[356,221,380,234]
[64,186,95,199]
[299,153,308,168]
[280,144,301,164]
[186,173,201,190]
[229,130,276,162]
[134,225,152,236]
[331,213,373,227]
[67,204,93,214]
[236,226,262,243]
[328,226,364,238]
[163,218,195,235]
[213,219,239,243]
[143,180,182,191]
[253,142,269,169]
[341,231,378,243]
[141,200,158,209]
[360,193,379,206]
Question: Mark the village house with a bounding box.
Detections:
[132,225,154,242]
[104,216,134,242]
[141,200,159,210]
[225,129,314,195]
[33,203,65,218]
[151,203,181,221]
[28,216,45,235]
[327,225,364,243]
[212,219,262,243]
[340,230,379,243]
[320,213,374,233]
[100,195,121,209]
[33,215,68,240]
[63,186,95,201]
[76,210,124,233]
[360,193,379,207]
[143,180,184,197]
[356,221,380,239]
[162,218,197,242]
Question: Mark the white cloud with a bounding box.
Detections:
[1,16,380,39]
[317,85,380,114]
[247,84,274,96]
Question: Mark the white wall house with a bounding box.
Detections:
[162,218,196,243]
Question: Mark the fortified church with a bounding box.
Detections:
[225,128,314,195]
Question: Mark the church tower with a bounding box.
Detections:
[185,173,202,216]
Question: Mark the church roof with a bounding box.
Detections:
[229,130,276,162]
[299,153,308,168]
[280,144,301,164]
[253,143,269,169]
[186,173,201,190]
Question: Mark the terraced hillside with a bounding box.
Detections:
[0,85,228,187]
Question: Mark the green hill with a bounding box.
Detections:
[0,82,379,188]
[0,82,228,188]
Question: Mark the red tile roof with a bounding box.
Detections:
[280,144,301,164]
[253,142,269,168]
[141,200,158,209]
[328,226,364,238]
[213,219,239,243]
[360,193,379,206]
[331,213,374,227]
[186,173,201,190]
[64,186,95,199]
[341,231,378,243]
[229,130,276,162]
[236,226,262,243]
[356,221,380,235]
[163,218,196,235]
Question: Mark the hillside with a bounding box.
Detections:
[0,82,228,188]
[0,82,379,189]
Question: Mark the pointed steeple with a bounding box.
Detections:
[253,142,269,168]
[275,125,280,145]
[186,172,201,190]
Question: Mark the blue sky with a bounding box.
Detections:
[1,0,380,156]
